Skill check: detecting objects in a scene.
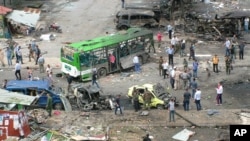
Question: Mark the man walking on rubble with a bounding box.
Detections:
[174,67,181,90]
[157,31,163,48]
[194,88,202,111]
[224,38,231,56]
[159,56,164,76]
[181,70,189,89]
[132,87,140,112]
[0,48,5,67]
[216,82,223,106]
[183,88,191,111]
[190,78,198,98]
[166,45,174,66]
[170,66,175,89]
[115,95,123,115]
[162,60,169,79]
[225,56,231,75]
[46,93,53,117]
[212,54,219,73]
[143,88,152,110]
[168,98,175,122]
[167,24,173,39]
[239,41,245,60]
[92,69,100,88]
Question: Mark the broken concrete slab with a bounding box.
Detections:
[207,109,219,116]
[172,128,195,141]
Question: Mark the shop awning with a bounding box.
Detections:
[0,6,12,15]
[0,89,36,105]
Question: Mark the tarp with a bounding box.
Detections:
[0,89,36,105]
[6,8,41,27]
[0,6,12,15]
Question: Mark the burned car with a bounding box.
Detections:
[115,9,159,30]
[127,83,179,109]
[67,84,115,111]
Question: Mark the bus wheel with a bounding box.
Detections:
[54,103,63,110]
[97,68,107,78]
[120,25,128,30]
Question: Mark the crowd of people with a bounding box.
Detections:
[0,40,54,87]
[127,28,248,123]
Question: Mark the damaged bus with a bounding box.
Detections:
[60,28,154,81]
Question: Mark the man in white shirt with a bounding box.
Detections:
[167,24,173,39]
[194,88,201,111]
[15,61,21,80]
[224,38,231,56]
[162,60,169,79]
[216,82,223,105]
[170,67,176,89]
[133,55,140,73]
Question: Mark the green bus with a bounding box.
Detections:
[60,28,155,81]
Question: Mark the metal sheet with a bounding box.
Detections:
[0,89,36,105]
[6,9,40,27]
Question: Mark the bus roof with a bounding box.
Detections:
[68,28,153,52]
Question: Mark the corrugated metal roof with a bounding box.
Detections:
[6,8,41,27]
[0,6,12,15]
[0,89,36,105]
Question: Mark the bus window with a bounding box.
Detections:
[80,53,91,67]
[62,47,74,61]
[91,48,106,65]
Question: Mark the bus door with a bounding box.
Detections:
[107,47,119,72]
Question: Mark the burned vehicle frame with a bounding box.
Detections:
[67,84,115,111]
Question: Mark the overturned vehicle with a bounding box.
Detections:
[67,84,115,111]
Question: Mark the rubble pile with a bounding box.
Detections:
[27,109,49,124]
[41,111,109,140]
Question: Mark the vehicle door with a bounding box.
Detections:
[130,14,141,27]
[37,90,48,107]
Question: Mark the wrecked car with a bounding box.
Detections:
[115,9,159,30]
[127,83,179,109]
[67,84,115,111]
[5,80,71,111]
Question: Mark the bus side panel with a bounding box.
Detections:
[119,51,147,69]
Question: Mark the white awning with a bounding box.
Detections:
[0,89,36,105]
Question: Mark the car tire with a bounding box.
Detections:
[156,104,164,110]
[120,25,128,30]
[54,103,63,110]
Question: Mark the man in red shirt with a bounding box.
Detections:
[157,32,163,48]
[109,53,116,71]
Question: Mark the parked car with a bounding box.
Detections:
[127,83,178,109]
[5,80,70,110]
[115,9,159,30]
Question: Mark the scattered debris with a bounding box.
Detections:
[140,110,149,116]
[207,109,219,116]
[172,129,195,141]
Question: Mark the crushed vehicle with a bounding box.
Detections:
[66,84,115,111]
[5,80,71,111]
[115,9,159,30]
[124,0,171,20]
[183,3,249,40]
[127,83,179,109]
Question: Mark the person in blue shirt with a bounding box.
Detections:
[192,60,199,78]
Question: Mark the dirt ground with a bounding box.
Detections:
[1,0,250,141]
